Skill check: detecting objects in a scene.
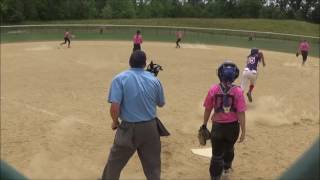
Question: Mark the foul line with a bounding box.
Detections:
[1,96,62,117]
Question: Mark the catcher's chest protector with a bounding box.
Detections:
[214,84,237,113]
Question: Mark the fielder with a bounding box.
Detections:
[240,48,266,102]
[296,39,310,66]
[175,30,183,48]
[133,30,143,51]
[60,31,72,48]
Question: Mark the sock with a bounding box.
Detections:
[249,85,254,93]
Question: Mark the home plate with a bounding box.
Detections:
[191,147,212,158]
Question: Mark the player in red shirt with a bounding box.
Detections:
[133,30,143,51]
[176,30,183,48]
[297,39,311,66]
[60,31,71,48]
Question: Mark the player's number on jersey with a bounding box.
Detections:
[248,57,256,64]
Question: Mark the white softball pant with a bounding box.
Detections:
[240,69,258,91]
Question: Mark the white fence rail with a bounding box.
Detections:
[1,24,319,40]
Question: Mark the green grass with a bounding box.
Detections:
[1,29,319,57]
[1,18,319,57]
[20,18,320,37]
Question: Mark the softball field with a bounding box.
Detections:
[1,41,319,179]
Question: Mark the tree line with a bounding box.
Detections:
[1,0,319,23]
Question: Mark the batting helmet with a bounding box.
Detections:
[250,48,259,55]
[217,61,239,83]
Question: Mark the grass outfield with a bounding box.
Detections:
[1,30,319,57]
[1,18,319,57]
[20,18,320,37]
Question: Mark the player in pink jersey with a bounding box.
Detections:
[60,31,71,48]
[175,30,183,48]
[297,39,310,66]
[202,61,246,180]
[133,30,143,51]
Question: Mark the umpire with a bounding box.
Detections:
[102,50,165,180]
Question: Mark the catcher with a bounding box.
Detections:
[200,61,246,180]
[240,48,266,103]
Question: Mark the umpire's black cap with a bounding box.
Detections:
[129,50,146,68]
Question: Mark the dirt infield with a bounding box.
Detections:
[1,41,319,179]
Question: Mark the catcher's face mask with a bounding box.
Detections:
[146,61,163,77]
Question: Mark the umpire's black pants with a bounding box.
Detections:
[210,121,240,180]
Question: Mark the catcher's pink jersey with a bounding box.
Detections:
[203,84,246,123]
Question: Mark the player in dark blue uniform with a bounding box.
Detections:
[240,48,266,102]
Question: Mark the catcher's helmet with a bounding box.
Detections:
[217,61,239,83]
[251,48,259,55]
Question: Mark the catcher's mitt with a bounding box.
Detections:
[296,52,299,57]
[198,125,211,146]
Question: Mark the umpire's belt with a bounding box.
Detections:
[122,118,156,124]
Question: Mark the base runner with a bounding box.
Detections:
[240,48,266,102]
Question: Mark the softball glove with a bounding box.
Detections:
[198,125,211,146]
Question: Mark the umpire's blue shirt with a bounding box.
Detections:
[108,68,165,122]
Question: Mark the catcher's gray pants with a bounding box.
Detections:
[102,119,161,180]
